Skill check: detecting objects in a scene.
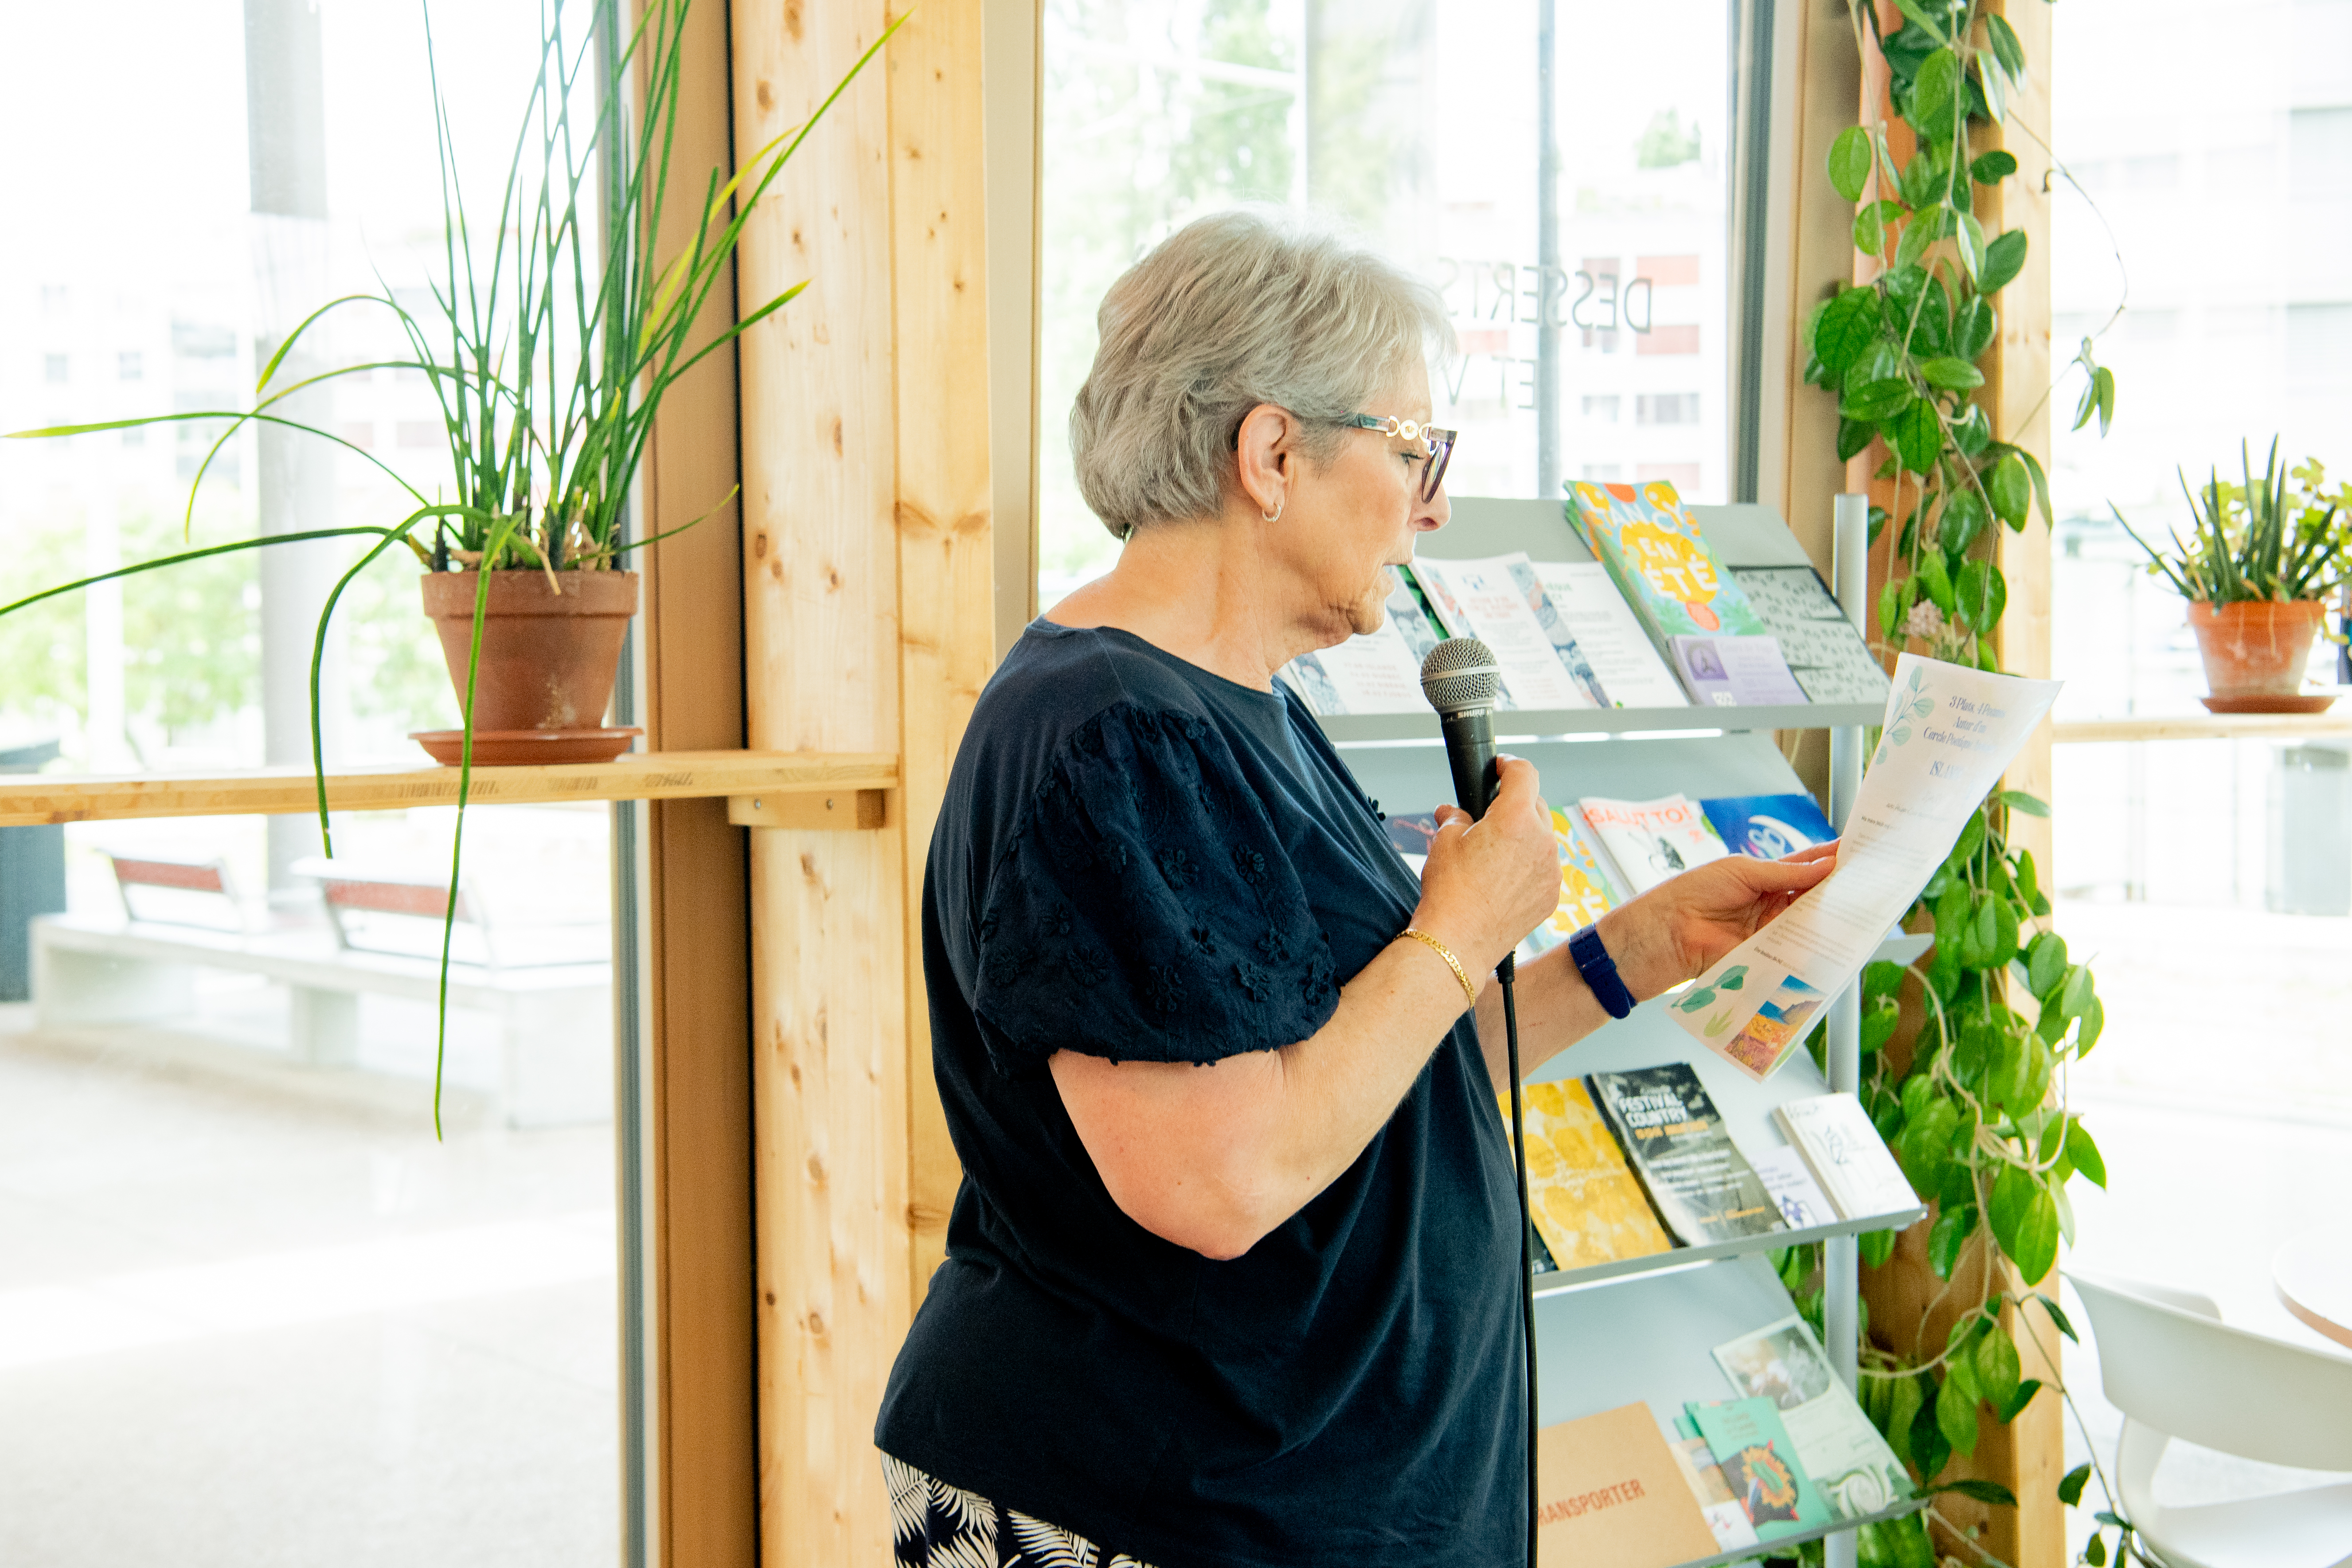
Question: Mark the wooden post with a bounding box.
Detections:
[731,4,990,1562]
[631,2,758,1562]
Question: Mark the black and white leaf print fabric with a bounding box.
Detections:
[881,1453,1156,1568]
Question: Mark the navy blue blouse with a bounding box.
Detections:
[875,621,1524,1568]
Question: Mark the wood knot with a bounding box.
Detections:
[830,416,844,456]
[803,1309,827,1339]
[806,1151,827,1186]
[783,2,803,42]
[756,79,774,112]
[752,531,769,559]
[764,1290,777,1306]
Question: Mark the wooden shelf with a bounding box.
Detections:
[0,749,897,826]
[2053,712,2352,744]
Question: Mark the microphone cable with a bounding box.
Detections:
[1497,951,1537,1568]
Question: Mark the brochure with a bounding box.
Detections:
[1508,1079,1673,1271]
[1275,571,1449,715]
[1534,1402,1723,1567]
[1528,807,1625,952]
[1409,554,1606,711]
[1748,1144,1838,1232]
[1730,563,1895,708]
[1701,792,1839,860]
[1669,634,1808,708]
[1578,794,1730,895]
[1711,1314,1912,1521]
[1534,560,1691,708]
[1668,1433,1763,1551]
[1670,655,2062,1079]
[1567,480,1769,641]
[1586,1065,1784,1247]
[1685,1396,1834,1541]
[1774,1092,1920,1222]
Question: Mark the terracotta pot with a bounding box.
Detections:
[2186,598,2325,701]
[419,569,639,734]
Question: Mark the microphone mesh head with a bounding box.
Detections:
[1420,637,1501,716]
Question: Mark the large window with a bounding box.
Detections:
[1036,0,1743,600]
[0,6,633,1563]
[2043,0,2352,1555]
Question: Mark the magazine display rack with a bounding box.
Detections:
[1319,496,1926,1564]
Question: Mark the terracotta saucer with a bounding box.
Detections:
[2198,695,2339,715]
[410,727,643,766]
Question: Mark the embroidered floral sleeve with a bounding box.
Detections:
[968,701,1339,1075]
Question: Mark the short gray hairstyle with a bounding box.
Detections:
[1070,208,1453,540]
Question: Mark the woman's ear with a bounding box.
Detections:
[1234,402,1296,520]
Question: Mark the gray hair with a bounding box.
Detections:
[1069,208,1453,540]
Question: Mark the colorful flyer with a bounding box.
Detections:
[1711,1314,1912,1522]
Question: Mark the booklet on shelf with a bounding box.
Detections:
[1730,563,1895,708]
[1502,1079,1673,1271]
[1667,1431,1763,1552]
[1532,561,1690,708]
[1578,794,1731,895]
[1773,1092,1919,1223]
[1711,1314,1912,1521]
[1534,1402,1723,1567]
[1747,1144,1838,1232]
[1526,807,1626,954]
[1669,654,2062,1079]
[1701,792,1839,860]
[1566,479,1770,645]
[1586,1065,1785,1247]
[1276,569,1446,715]
[1669,634,1808,708]
[1407,554,1609,711]
[1684,1396,1834,1542]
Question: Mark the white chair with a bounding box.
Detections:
[2068,1269,2352,1568]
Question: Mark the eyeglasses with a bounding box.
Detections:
[1348,414,1457,503]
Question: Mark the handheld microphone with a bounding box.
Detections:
[1418,637,1537,1568]
[1418,637,1504,822]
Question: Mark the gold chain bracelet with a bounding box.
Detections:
[1399,927,1479,1011]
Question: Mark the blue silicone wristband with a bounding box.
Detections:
[1567,923,1635,1020]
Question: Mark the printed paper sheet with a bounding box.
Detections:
[1669,654,2060,1078]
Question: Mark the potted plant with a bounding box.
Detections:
[2114,440,2351,713]
[3,0,895,1127]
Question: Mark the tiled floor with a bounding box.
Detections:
[0,997,620,1568]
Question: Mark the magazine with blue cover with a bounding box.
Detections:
[1700,793,1838,860]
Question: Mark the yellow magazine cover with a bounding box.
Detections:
[1534,807,1622,946]
[1567,480,1768,640]
[1502,1080,1673,1270]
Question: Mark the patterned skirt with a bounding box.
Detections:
[882,1453,1162,1568]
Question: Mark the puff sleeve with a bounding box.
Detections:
[968,703,1341,1076]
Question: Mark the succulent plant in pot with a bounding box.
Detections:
[2114,440,2352,713]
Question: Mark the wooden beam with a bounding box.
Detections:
[729,790,890,831]
[735,4,992,1562]
[887,0,994,1310]
[630,6,760,1564]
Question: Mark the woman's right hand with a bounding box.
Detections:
[1410,755,1560,976]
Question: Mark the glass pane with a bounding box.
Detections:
[2044,6,2352,1558]
[0,4,629,1563]
[1037,0,1738,599]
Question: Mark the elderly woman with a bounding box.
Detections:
[875,210,1832,1568]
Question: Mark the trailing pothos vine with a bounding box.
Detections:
[1778,4,2134,1565]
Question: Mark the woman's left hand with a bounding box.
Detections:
[1595,842,1838,1002]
